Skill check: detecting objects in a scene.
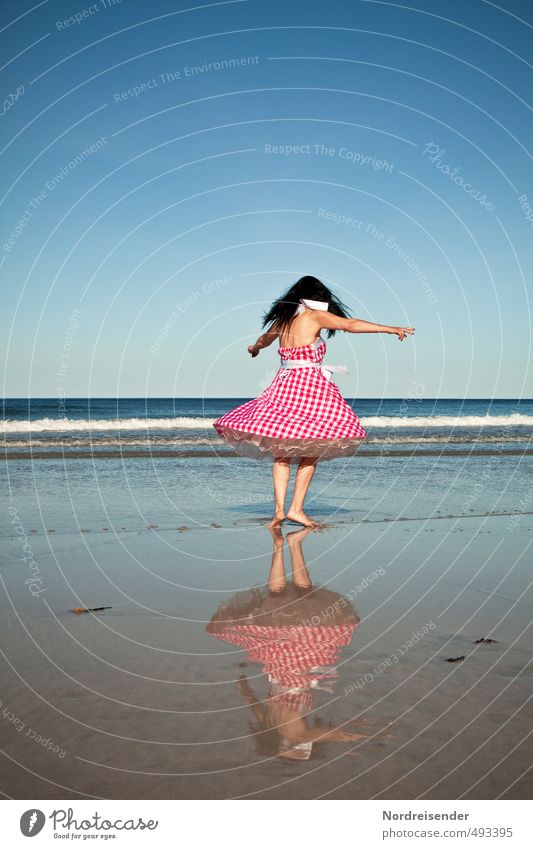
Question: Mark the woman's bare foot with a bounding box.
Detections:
[286,510,320,528]
[285,527,315,543]
[267,512,285,528]
[267,525,284,542]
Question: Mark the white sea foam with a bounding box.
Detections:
[1,413,532,434]
[1,416,210,433]
[361,413,533,428]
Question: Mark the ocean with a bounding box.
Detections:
[2,397,532,459]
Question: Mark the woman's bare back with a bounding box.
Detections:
[276,311,322,348]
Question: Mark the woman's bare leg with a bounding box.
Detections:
[286,457,319,527]
[268,458,291,526]
[286,527,313,588]
[267,526,286,592]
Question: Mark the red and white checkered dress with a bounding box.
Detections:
[213,337,367,461]
[211,622,358,713]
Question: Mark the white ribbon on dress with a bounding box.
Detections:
[320,363,348,381]
[282,298,348,381]
[278,360,347,382]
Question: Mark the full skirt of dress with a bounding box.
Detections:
[213,341,367,462]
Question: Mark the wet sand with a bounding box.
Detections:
[1,503,531,799]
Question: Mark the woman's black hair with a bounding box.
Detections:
[261,275,350,338]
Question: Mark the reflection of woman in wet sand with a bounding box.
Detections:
[207,527,368,760]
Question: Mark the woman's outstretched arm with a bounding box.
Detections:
[248,324,279,357]
[312,311,415,341]
[237,676,268,724]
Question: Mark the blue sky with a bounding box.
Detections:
[1,0,532,398]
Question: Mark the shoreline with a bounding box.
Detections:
[3,509,531,534]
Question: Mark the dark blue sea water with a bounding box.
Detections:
[2,397,532,457]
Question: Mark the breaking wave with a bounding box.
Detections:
[2,413,532,434]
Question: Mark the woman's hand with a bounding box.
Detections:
[248,344,260,357]
[389,326,415,341]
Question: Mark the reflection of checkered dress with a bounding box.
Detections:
[212,623,357,690]
[213,339,366,458]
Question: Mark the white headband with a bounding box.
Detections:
[280,736,313,759]
[293,298,329,316]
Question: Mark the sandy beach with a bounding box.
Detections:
[1,448,531,799]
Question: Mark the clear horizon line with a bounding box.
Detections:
[3,396,532,402]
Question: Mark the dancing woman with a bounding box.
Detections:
[214,275,414,526]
